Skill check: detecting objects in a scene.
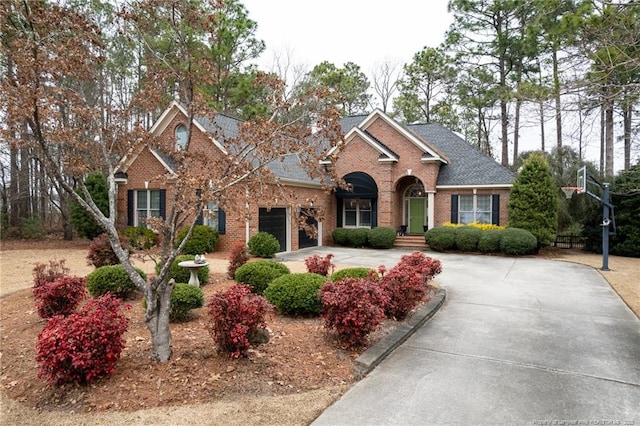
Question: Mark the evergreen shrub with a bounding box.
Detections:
[500,228,537,255]
[176,225,219,254]
[478,229,504,253]
[425,226,456,251]
[454,226,482,252]
[264,273,326,316]
[123,226,158,250]
[330,267,374,281]
[86,265,146,298]
[368,226,397,249]
[248,232,280,258]
[234,260,290,295]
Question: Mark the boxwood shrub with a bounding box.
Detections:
[478,229,504,253]
[234,260,291,295]
[155,254,210,285]
[500,227,537,255]
[332,228,349,246]
[330,267,374,281]
[348,228,371,247]
[248,232,280,258]
[368,227,397,249]
[455,226,482,252]
[86,265,146,298]
[123,226,158,250]
[170,283,205,322]
[264,273,326,316]
[175,225,219,254]
[425,226,456,251]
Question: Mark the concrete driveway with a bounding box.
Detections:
[279,247,640,425]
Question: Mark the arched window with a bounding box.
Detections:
[175,124,188,150]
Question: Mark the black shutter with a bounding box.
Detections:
[159,189,166,220]
[491,194,500,225]
[372,198,378,228]
[218,209,226,234]
[336,198,343,227]
[450,194,459,224]
[127,190,134,226]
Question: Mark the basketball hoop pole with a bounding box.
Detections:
[601,183,611,271]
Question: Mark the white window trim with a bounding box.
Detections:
[459,194,492,225]
[343,198,372,228]
[134,189,161,227]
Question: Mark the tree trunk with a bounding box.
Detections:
[9,146,20,227]
[514,96,521,161]
[145,278,174,362]
[501,99,509,166]
[623,102,631,171]
[605,101,614,178]
[553,49,562,149]
[539,99,545,152]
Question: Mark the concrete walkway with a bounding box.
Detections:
[279,247,640,425]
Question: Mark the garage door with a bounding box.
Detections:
[258,207,287,253]
[298,208,318,249]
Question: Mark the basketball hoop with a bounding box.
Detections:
[561,186,583,199]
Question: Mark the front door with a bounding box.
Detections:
[408,198,426,234]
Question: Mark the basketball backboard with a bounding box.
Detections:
[576,166,587,193]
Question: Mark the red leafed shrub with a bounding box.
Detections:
[87,233,120,268]
[380,251,442,320]
[33,259,70,289]
[320,278,389,349]
[33,276,87,319]
[227,242,250,279]
[207,284,272,358]
[36,294,130,386]
[304,253,335,277]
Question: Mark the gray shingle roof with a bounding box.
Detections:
[406,122,515,186]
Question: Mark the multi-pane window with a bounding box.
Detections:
[459,195,491,224]
[344,198,372,228]
[136,190,161,227]
[203,202,219,230]
[175,124,188,150]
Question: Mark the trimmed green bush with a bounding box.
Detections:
[368,227,397,249]
[86,265,146,298]
[176,225,219,254]
[156,255,210,285]
[124,226,158,250]
[264,273,326,316]
[170,283,204,322]
[478,229,504,253]
[330,267,374,281]
[348,228,371,247]
[500,227,537,255]
[455,226,482,252]
[248,232,280,258]
[332,228,349,246]
[234,260,290,295]
[425,226,456,251]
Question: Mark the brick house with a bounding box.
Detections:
[115,102,515,252]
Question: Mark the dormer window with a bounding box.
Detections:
[175,124,188,150]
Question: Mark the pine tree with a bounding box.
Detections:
[508,152,558,247]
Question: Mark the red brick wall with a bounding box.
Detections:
[433,188,511,226]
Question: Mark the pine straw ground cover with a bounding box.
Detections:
[0,239,398,425]
[0,240,637,426]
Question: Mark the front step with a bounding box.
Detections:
[394,235,428,249]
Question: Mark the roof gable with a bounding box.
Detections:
[327,109,449,164]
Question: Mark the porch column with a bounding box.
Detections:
[428,192,435,230]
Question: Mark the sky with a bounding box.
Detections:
[240,0,633,172]
[242,0,453,76]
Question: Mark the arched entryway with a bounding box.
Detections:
[404,183,427,234]
[336,172,378,228]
